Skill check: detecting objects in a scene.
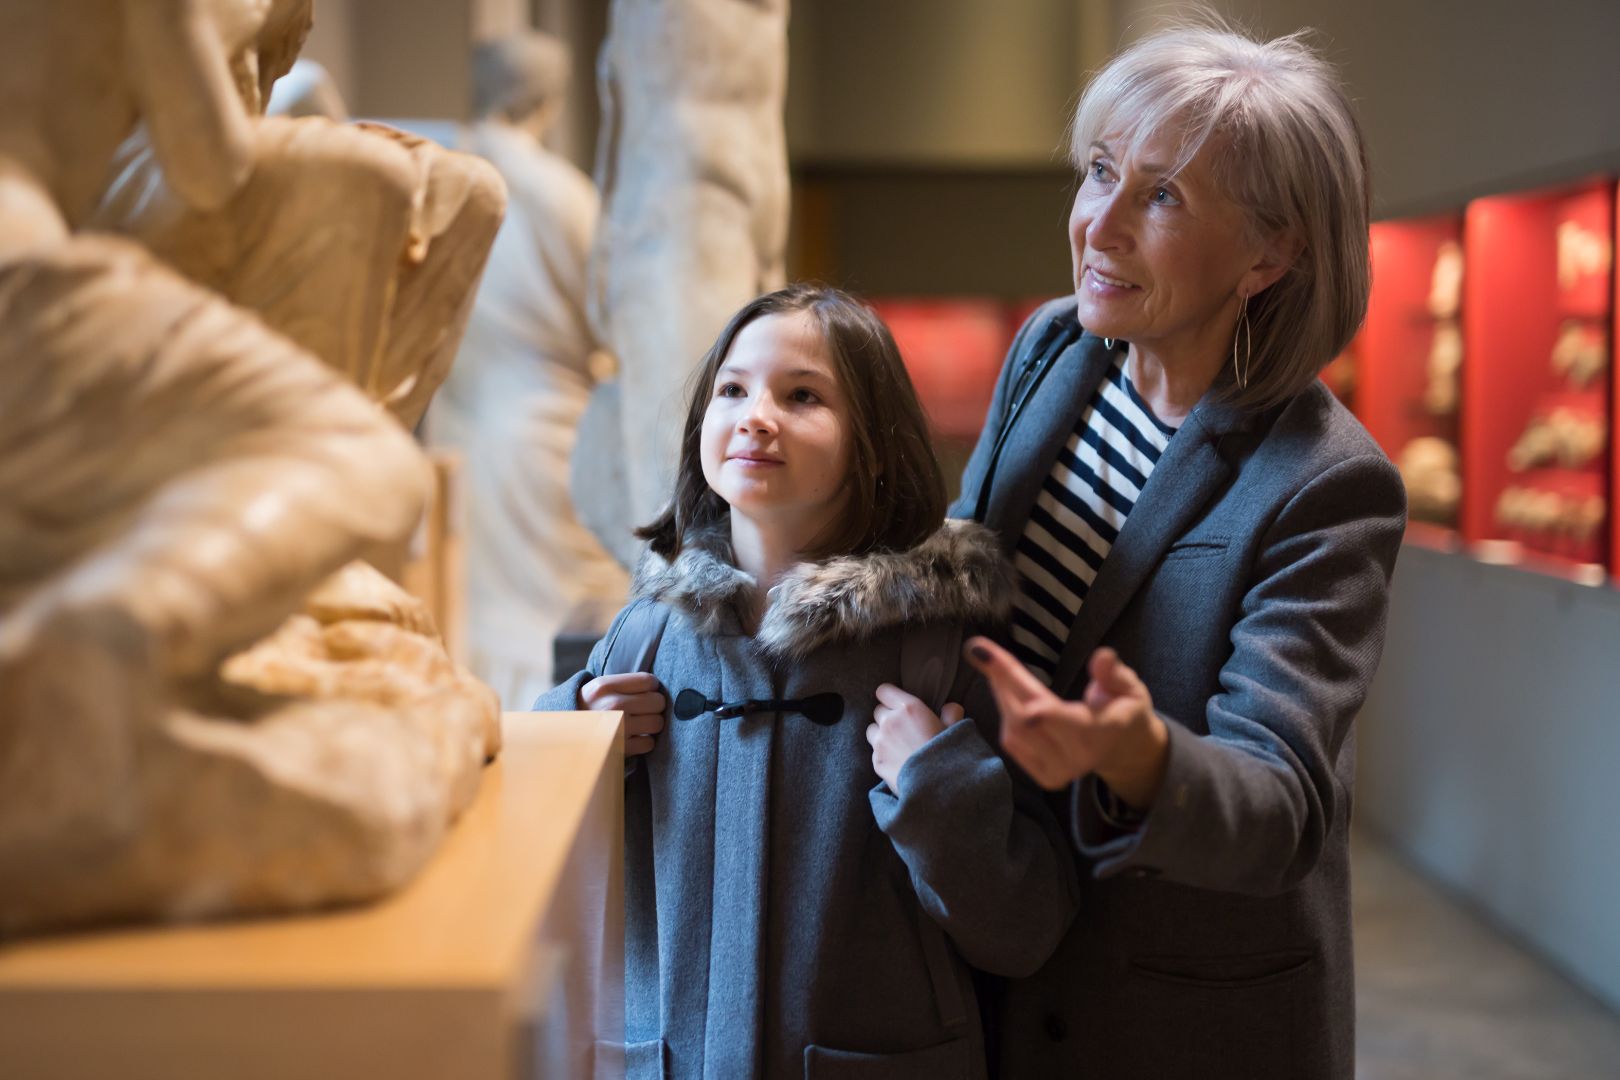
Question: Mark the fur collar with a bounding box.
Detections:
[632,519,1013,660]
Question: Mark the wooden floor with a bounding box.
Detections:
[1353,831,1620,1079]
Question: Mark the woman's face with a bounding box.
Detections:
[1069,127,1280,364]
[700,310,854,547]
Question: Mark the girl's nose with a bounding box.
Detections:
[738,400,777,434]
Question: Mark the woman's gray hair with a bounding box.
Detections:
[1071,21,1370,409]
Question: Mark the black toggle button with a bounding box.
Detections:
[674,688,844,726]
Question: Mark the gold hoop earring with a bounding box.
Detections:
[1232,295,1252,391]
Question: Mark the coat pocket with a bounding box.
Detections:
[1130,948,1315,989]
[803,1036,975,1080]
[595,1037,667,1080]
[1119,951,1318,1075]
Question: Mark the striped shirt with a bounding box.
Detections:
[1011,349,1179,684]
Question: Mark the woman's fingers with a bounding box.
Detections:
[1002,706,1082,788]
[1001,695,1108,790]
[964,636,1053,717]
[1089,647,1146,699]
[941,702,966,726]
[625,734,656,757]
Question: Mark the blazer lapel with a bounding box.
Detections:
[985,331,1118,552]
[1048,395,1253,697]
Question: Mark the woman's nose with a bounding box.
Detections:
[1085,191,1131,251]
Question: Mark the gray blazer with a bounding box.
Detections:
[952,298,1405,1079]
[538,522,1080,1079]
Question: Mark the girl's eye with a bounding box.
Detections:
[716,382,744,398]
[1151,186,1181,207]
[790,387,821,404]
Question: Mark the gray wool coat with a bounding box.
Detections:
[536,520,1081,1080]
[952,298,1406,1080]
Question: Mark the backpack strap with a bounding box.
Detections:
[898,620,965,716]
[896,620,971,1036]
[595,599,672,781]
[597,597,671,677]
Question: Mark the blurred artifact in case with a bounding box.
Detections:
[1427,239,1464,319]
[1423,321,1462,415]
[0,0,503,935]
[1506,407,1607,471]
[1550,320,1608,388]
[1397,437,1462,524]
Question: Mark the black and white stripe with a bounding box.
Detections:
[1011,349,1178,683]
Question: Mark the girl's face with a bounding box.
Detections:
[700,310,854,548]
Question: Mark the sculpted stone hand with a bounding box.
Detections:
[866,684,965,793]
[965,637,1168,807]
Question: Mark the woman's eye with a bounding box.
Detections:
[1151,186,1181,206]
[1088,159,1110,182]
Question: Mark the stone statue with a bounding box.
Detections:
[423,32,630,709]
[0,0,505,935]
[574,0,791,565]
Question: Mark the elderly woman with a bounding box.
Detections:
[934,24,1403,1079]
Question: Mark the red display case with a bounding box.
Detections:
[1360,215,1466,532]
[1613,181,1620,577]
[1461,179,1613,574]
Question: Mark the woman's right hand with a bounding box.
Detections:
[580,672,667,757]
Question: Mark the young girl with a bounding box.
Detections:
[537,284,1077,1078]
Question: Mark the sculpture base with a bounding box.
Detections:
[0,712,624,1080]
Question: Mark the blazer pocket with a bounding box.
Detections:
[596,1037,667,1079]
[1121,952,1317,1075]
[1160,538,1230,561]
[804,1036,974,1080]
[1129,948,1315,989]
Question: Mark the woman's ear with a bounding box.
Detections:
[1242,228,1303,297]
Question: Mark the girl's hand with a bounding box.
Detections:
[581,672,667,757]
[867,683,966,793]
[964,637,1168,806]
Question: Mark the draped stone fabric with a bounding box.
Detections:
[0,0,504,934]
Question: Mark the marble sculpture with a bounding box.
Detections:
[0,0,504,934]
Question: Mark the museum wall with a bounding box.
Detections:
[1112,0,1620,219]
[1355,551,1620,1013]
[788,0,1620,294]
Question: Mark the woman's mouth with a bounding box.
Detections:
[1086,266,1139,290]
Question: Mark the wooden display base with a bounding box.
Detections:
[0,712,624,1080]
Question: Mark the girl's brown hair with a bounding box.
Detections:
[636,283,946,561]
